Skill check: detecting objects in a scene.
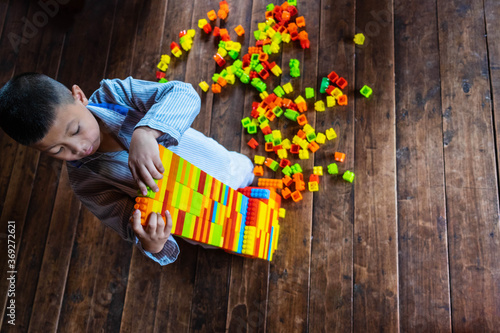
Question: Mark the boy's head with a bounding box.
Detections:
[0,73,101,161]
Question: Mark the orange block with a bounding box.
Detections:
[334,152,346,163]
[291,190,303,202]
[253,166,264,177]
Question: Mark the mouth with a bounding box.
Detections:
[84,145,93,156]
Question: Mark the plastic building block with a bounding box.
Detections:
[198,19,212,34]
[337,95,348,106]
[331,87,343,99]
[305,87,315,99]
[308,181,319,192]
[265,142,274,152]
[327,163,339,175]
[277,148,287,159]
[296,16,305,27]
[314,100,325,111]
[290,144,300,154]
[254,155,265,165]
[360,85,373,98]
[214,53,226,67]
[281,138,292,149]
[291,190,303,202]
[284,109,299,121]
[326,96,336,107]
[320,77,330,93]
[170,42,182,57]
[258,178,283,189]
[212,83,222,94]
[135,145,281,260]
[297,114,308,126]
[198,81,209,92]
[274,86,285,97]
[316,132,326,144]
[247,124,258,134]
[265,158,279,171]
[282,175,293,187]
[278,208,286,218]
[282,187,292,199]
[290,163,303,174]
[158,78,168,83]
[313,166,323,176]
[354,33,365,45]
[328,71,339,83]
[343,170,355,183]
[299,149,309,160]
[308,141,320,153]
[156,71,166,80]
[235,25,245,36]
[325,128,337,140]
[282,165,292,176]
[336,77,348,89]
[248,138,259,149]
[253,165,264,176]
[218,1,229,20]
[282,82,293,94]
[207,10,217,21]
[334,152,346,163]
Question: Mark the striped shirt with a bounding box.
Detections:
[67,77,254,266]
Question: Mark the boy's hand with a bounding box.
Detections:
[129,127,165,196]
[131,209,172,253]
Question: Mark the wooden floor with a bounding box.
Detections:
[1,0,499,331]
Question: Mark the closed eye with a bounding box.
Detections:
[73,125,80,136]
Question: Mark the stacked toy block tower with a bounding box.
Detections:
[134,144,281,261]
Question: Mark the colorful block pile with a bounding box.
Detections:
[134,145,282,261]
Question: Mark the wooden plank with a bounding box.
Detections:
[485,1,500,179]
[0,0,10,38]
[263,1,320,332]
[188,1,256,331]
[308,0,356,331]
[27,164,81,332]
[57,1,141,331]
[25,0,117,330]
[394,0,452,331]
[0,0,66,329]
[352,0,399,331]
[437,0,500,330]
[226,1,270,332]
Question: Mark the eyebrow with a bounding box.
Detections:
[43,119,75,153]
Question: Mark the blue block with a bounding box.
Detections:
[268,226,275,260]
[211,201,219,222]
[223,186,229,206]
[240,195,249,216]
[237,220,246,254]
[250,188,270,199]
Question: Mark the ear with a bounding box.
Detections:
[71,85,89,106]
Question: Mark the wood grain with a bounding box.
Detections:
[394,0,452,331]
[437,0,500,331]
[309,0,356,331]
[353,0,399,331]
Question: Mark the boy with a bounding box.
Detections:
[0,73,254,266]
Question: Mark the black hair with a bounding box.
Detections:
[0,73,75,146]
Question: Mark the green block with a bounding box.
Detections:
[273,138,282,146]
[284,109,299,121]
[228,50,239,60]
[288,0,297,5]
[240,73,250,84]
[282,165,292,176]
[343,171,355,183]
[266,3,275,11]
[290,68,301,78]
[291,163,303,174]
[209,223,223,247]
[360,85,373,98]
[327,163,339,175]
[189,191,203,217]
[176,158,185,183]
[264,134,274,143]
[306,132,317,142]
[247,124,258,134]
[274,86,285,97]
[262,44,271,54]
[241,117,251,128]
[320,77,330,93]
[272,106,283,117]
[270,161,279,171]
[158,78,168,83]
[258,115,268,124]
[182,213,195,238]
[183,162,191,185]
[212,73,220,83]
[305,87,315,99]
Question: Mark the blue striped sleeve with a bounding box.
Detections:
[90,77,201,145]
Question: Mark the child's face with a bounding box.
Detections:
[32,85,101,161]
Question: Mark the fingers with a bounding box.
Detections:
[130,209,147,238]
[137,164,160,193]
[164,210,173,235]
[154,154,165,175]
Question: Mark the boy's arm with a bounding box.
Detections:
[67,168,180,266]
[90,77,201,146]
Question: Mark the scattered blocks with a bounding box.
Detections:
[334,152,346,163]
[254,155,265,165]
[327,163,339,175]
[199,81,209,92]
[248,138,259,149]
